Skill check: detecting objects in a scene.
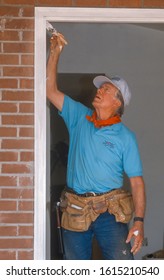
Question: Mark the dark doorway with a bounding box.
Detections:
[50,73,104,260]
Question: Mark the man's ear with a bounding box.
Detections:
[114,98,121,108]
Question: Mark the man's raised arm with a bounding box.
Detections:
[46,34,66,111]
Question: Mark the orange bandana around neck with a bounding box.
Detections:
[86,111,121,128]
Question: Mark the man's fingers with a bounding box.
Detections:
[126,231,133,243]
[126,227,143,255]
[50,35,64,53]
[57,32,68,45]
[131,241,142,255]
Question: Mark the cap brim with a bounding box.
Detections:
[93,75,120,92]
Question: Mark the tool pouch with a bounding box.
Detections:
[60,188,134,232]
[60,192,99,232]
[106,189,134,223]
[91,196,108,214]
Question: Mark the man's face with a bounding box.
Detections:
[92,82,120,112]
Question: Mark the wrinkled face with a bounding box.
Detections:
[92,82,120,112]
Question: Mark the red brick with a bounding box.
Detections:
[21,7,34,17]
[74,0,106,6]
[20,79,34,89]
[19,127,34,137]
[2,91,34,101]
[18,226,33,236]
[21,55,34,65]
[37,0,72,6]
[0,226,17,236]
[0,127,17,137]
[143,0,164,7]
[5,19,34,30]
[18,201,34,211]
[0,6,34,17]
[20,152,34,161]
[0,201,17,211]
[110,0,141,7]
[1,188,34,199]
[0,6,21,17]
[19,176,34,187]
[2,163,33,174]
[17,250,33,260]
[0,238,33,248]
[23,31,34,41]
[0,213,33,224]
[4,0,35,4]
[0,251,16,260]
[0,79,18,88]
[2,115,34,125]
[0,55,19,65]
[0,151,18,161]
[0,31,20,41]
[0,176,17,186]
[19,103,34,113]
[3,66,34,77]
[0,102,17,112]
[2,139,34,149]
[3,42,34,54]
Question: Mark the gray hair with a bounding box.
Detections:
[116,90,124,117]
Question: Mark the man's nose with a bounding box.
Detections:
[97,88,103,94]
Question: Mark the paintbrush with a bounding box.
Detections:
[46,22,68,45]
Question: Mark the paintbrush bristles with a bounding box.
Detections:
[46,22,68,45]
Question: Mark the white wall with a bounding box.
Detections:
[47,22,164,259]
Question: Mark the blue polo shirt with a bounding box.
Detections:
[59,95,143,194]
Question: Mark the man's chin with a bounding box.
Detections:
[92,101,99,110]
[92,100,97,107]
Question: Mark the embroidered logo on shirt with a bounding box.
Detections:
[103,141,115,148]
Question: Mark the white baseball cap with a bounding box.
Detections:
[93,75,131,106]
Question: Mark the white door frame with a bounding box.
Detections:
[34,7,164,259]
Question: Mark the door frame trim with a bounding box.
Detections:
[34,7,164,259]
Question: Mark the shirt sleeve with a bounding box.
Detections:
[123,132,143,177]
[58,95,90,132]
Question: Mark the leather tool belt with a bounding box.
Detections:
[60,188,134,232]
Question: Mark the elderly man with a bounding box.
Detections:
[46,33,146,260]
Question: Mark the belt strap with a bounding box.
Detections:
[64,186,115,197]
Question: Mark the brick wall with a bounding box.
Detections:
[0,0,34,260]
[0,0,164,260]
